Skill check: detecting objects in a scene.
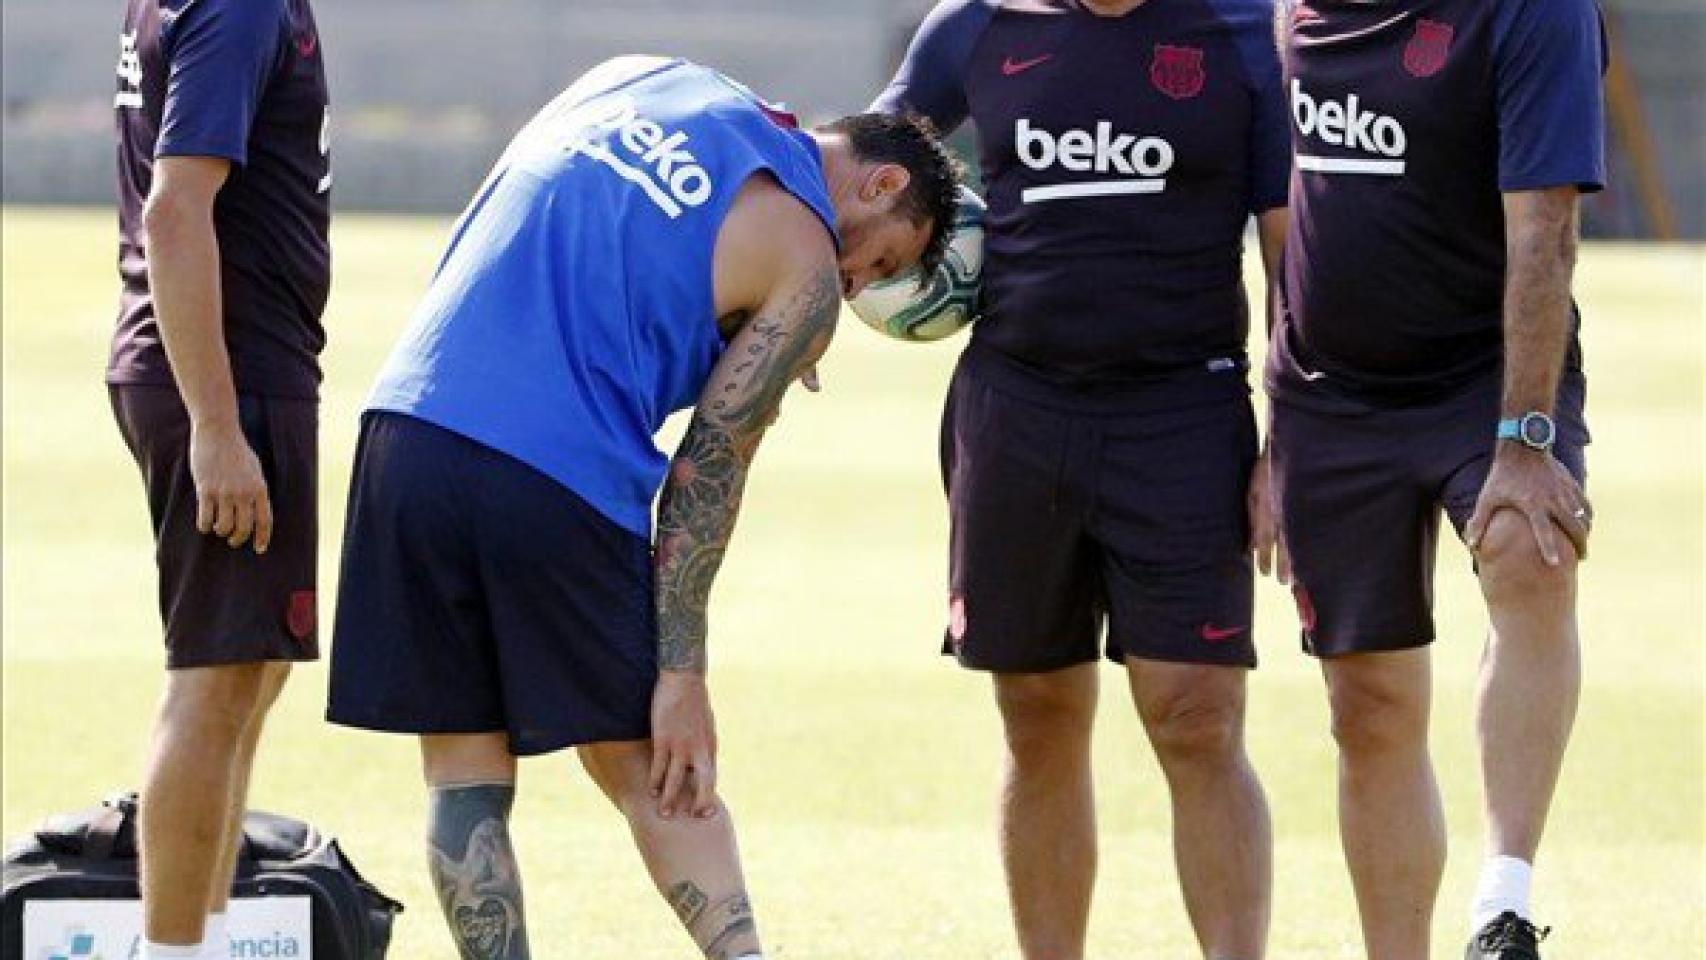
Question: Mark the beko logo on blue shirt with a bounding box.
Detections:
[566,96,714,218]
[1014,118,1175,204]
[1290,79,1409,176]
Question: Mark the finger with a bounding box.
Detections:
[253,493,274,555]
[1554,500,1590,561]
[228,495,255,549]
[1464,501,1491,551]
[1527,507,1561,567]
[196,490,216,535]
[691,755,718,818]
[213,493,238,538]
[648,739,669,799]
[659,752,689,818]
[800,365,821,392]
[1276,538,1292,586]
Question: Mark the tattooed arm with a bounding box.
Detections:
[650,182,842,820]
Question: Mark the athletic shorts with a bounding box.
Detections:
[109,384,320,669]
[326,412,657,756]
[940,342,1259,673]
[1270,370,1589,657]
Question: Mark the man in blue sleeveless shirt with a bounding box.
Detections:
[326,56,960,959]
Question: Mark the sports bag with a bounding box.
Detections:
[2,792,402,959]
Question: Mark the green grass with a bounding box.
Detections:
[3,206,1700,957]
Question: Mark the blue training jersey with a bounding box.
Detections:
[368,56,837,537]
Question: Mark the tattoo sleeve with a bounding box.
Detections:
[654,266,840,672]
[427,784,530,960]
[1500,187,1580,417]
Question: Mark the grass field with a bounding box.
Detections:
[2,206,1700,958]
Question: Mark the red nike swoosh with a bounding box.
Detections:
[297,33,318,58]
[1001,54,1054,76]
[1199,623,1247,642]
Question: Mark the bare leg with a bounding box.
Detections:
[1322,648,1443,960]
[993,664,1098,960]
[140,663,269,946]
[1474,512,1580,863]
[207,662,291,916]
[579,740,760,959]
[422,733,528,960]
[1127,660,1271,959]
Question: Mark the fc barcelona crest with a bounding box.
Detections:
[1402,19,1454,78]
[1150,44,1205,100]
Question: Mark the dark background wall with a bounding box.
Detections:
[4,0,1700,236]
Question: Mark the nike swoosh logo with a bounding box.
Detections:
[1002,54,1054,76]
[1301,369,1328,381]
[1199,623,1247,642]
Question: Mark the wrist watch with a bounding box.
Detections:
[1496,411,1556,452]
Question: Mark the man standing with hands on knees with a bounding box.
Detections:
[108,0,332,957]
[1268,2,1606,957]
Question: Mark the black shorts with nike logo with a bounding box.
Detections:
[1270,369,1589,657]
[939,341,1259,673]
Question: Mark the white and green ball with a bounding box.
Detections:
[850,186,985,342]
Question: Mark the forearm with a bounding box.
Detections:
[1500,192,1579,417]
[1256,208,1287,339]
[145,198,238,429]
[653,418,758,673]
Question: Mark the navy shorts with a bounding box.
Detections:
[940,342,1258,673]
[1270,370,1589,657]
[110,384,320,669]
[326,412,657,755]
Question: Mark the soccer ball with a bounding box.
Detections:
[849,186,985,342]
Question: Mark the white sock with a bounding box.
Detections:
[1471,855,1533,931]
[141,943,201,960]
[732,955,765,960]
[201,912,228,960]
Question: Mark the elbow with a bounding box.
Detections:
[141,187,207,248]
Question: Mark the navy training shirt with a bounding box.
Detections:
[875,0,1291,386]
[1268,0,1607,410]
[111,0,333,400]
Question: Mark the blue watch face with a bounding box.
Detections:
[1520,413,1556,447]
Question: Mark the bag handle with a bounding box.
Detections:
[83,797,134,860]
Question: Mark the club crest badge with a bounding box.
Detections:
[1403,19,1454,78]
[1150,44,1206,100]
[287,590,316,640]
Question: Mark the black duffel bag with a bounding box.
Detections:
[2,792,402,959]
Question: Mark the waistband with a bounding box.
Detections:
[958,338,1250,416]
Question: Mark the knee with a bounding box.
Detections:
[1327,671,1428,759]
[1139,686,1243,766]
[578,740,658,819]
[159,664,269,741]
[995,673,1096,761]
[1475,509,1577,605]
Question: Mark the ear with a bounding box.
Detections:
[861,163,913,204]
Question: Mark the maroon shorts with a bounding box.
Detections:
[940,343,1259,673]
[110,384,320,669]
[1269,370,1588,658]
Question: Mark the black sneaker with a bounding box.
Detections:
[1465,911,1551,959]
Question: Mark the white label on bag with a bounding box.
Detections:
[23,897,311,958]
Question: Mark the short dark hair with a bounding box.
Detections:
[818,111,964,280]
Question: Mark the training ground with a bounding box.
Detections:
[3,208,1700,957]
